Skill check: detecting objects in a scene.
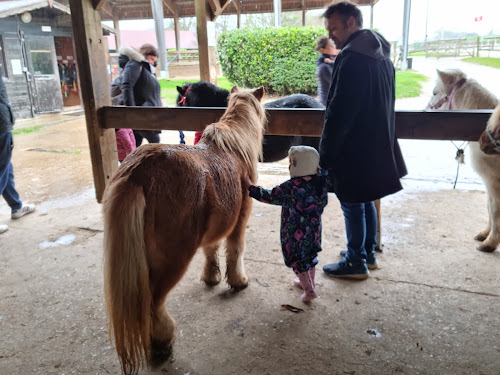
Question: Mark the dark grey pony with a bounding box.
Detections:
[176,81,324,162]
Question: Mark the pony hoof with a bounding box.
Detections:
[202,277,221,287]
[229,281,249,291]
[477,244,497,253]
[474,234,487,241]
[150,339,173,368]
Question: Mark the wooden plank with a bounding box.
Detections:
[69,0,118,202]
[99,107,493,141]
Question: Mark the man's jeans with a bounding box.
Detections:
[0,132,22,212]
[340,201,377,265]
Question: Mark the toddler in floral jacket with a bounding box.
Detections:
[249,146,328,302]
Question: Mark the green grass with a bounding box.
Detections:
[462,57,500,69]
[12,125,41,135]
[159,72,426,105]
[395,71,428,99]
[159,77,236,106]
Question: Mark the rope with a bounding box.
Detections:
[450,141,469,189]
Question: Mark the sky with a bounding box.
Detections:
[105,0,500,44]
[369,0,500,43]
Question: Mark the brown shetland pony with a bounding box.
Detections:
[102,86,266,374]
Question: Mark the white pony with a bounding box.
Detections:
[427,69,500,252]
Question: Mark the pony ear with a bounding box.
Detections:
[230,85,239,94]
[176,86,185,95]
[437,70,455,85]
[252,86,265,101]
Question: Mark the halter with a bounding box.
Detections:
[177,85,191,106]
[485,126,500,153]
[427,78,466,110]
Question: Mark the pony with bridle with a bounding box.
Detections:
[102,86,266,374]
[176,81,324,162]
[428,69,500,252]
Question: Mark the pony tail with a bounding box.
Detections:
[103,181,151,375]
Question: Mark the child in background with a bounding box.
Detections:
[248,146,328,302]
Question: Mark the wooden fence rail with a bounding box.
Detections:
[99,107,493,142]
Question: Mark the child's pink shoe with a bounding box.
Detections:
[294,267,316,288]
[296,270,317,302]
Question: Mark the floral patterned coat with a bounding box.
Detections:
[249,175,328,273]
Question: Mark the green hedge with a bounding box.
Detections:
[217,27,326,95]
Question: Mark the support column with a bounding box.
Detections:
[151,0,168,78]
[273,0,281,27]
[68,0,117,202]
[400,0,411,71]
[233,0,241,29]
[370,4,374,29]
[302,0,306,26]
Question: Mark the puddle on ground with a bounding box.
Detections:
[39,234,76,249]
[366,328,382,338]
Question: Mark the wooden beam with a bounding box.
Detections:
[112,6,120,50]
[101,2,113,18]
[162,0,176,14]
[91,0,106,11]
[69,0,118,202]
[99,107,493,141]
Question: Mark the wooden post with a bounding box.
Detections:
[195,0,210,81]
[151,0,168,77]
[195,0,217,84]
[69,0,117,202]
[374,199,382,251]
[174,12,180,61]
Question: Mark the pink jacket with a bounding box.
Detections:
[116,128,136,161]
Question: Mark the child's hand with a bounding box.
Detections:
[324,58,333,64]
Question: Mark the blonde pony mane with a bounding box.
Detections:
[487,103,500,133]
[201,88,266,169]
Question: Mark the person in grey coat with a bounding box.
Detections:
[119,44,162,147]
[315,36,336,106]
[0,67,36,234]
[319,2,407,279]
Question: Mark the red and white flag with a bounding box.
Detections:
[474,16,483,22]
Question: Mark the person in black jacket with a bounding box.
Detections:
[319,2,407,279]
[315,36,336,106]
[119,44,162,147]
[0,67,36,234]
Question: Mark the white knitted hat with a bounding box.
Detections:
[288,146,320,178]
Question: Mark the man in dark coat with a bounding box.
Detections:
[319,2,407,279]
[0,67,36,234]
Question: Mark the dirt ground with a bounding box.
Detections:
[0,114,499,375]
